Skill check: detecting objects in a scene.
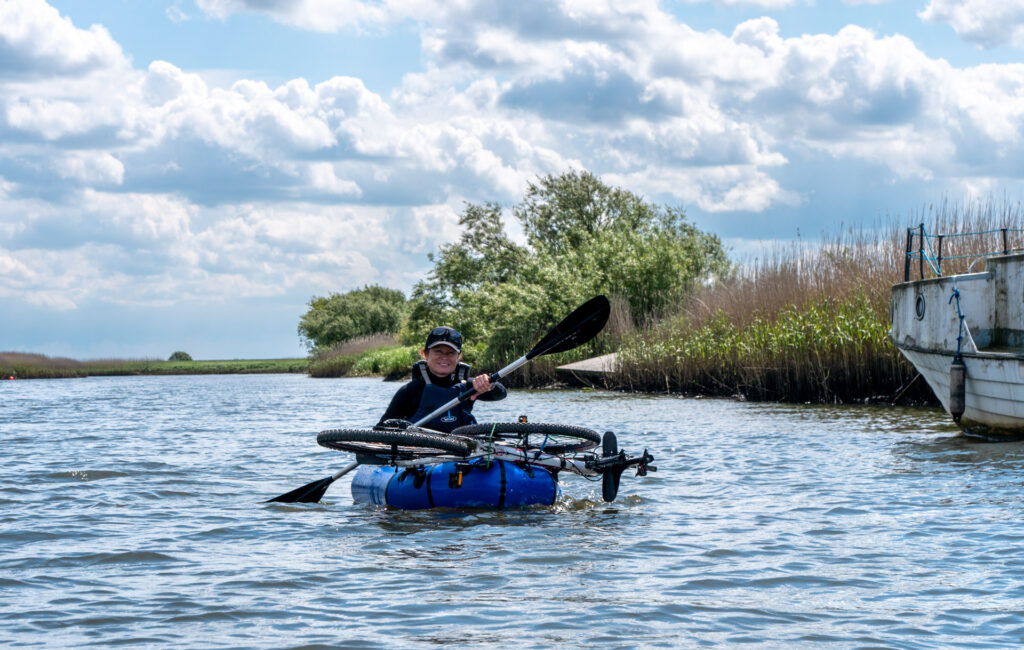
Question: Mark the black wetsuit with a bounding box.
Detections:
[378,361,507,427]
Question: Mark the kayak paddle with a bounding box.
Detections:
[267,294,611,504]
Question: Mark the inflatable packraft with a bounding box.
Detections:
[350,458,558,509]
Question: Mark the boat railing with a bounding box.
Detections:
[904,223,1024,281]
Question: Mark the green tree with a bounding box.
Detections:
[515,171,729,323]
[298,285,408,351]
[515,170,650,255]
[168,351,192,361]
[404,170,730,365]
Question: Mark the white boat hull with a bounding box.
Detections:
[898,347,1024,438]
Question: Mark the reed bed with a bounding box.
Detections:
[0,352,307,378]
[0,352,89,378]
[311,333,399,361]
[613,199,1024,403]
[0,352,149,378]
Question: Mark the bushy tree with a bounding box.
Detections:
[405,170,730,365]
[299,285,408,351]
[516,169,651,255]
[168,351,192,361]
[516,171,729,324]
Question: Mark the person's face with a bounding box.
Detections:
[425,345,460,376]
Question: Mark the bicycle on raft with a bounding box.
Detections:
[315,419,656,509]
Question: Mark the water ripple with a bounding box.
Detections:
[2,375,1024,647]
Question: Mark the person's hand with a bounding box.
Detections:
[469,374,492,400]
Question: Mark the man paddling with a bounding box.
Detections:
[378,326,506,432]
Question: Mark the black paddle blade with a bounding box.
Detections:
[527,295,610,360]
[266,475,334,503]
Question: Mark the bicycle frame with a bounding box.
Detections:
[377,449,598,477]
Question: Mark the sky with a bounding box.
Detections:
[3,0,1024,360]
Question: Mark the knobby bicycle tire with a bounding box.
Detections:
[451,422,600,454]
[317,428,472,459]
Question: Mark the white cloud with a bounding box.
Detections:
[920,0,1024,49]
[195,0,392,32]
[53,152,125,185]
[0,250,36,288]
[676,0,799,7]
[308,163,363,197]
[81,191,193,245]
[0,0,127,79]
[165,3,191,24]
[605,165,797,213]
[0,244,113,310]
[675,0,889,5]
[23,291,78,310]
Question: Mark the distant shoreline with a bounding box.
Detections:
[0,349,940,408]
[0,354,309,379]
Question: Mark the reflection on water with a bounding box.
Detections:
[2,375,1024,647]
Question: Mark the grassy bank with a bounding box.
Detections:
[309,345,418,379]
[609,200,1024,404]
[0,352,308,379]
[306,334,413,379]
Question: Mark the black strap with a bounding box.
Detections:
[415,360,431,384]
[497,460,507,509]
[414,360,472,384]
[425,465,435,507]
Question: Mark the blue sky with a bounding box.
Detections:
[3,0,1024,360]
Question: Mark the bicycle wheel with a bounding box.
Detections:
[451,422,600,454]
[317,428,472,460]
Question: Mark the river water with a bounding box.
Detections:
[2,374,1023,648]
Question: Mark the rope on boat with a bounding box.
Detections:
[949,287,966,362]
[947,286,969,422]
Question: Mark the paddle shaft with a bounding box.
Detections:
[411,355,529,427]
[332,461,360,481]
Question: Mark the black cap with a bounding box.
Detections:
[425,326,462,352]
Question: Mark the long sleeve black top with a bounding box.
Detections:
[377,366,507,426]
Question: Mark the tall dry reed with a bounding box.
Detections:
[613,199,1024,403]
[0,352,87,378]
[0,352,152,378]
[903,197,1024,280]
[312,333,399,362]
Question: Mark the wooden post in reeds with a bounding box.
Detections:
[1002,228,1009,255]
[937,234,944,276]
